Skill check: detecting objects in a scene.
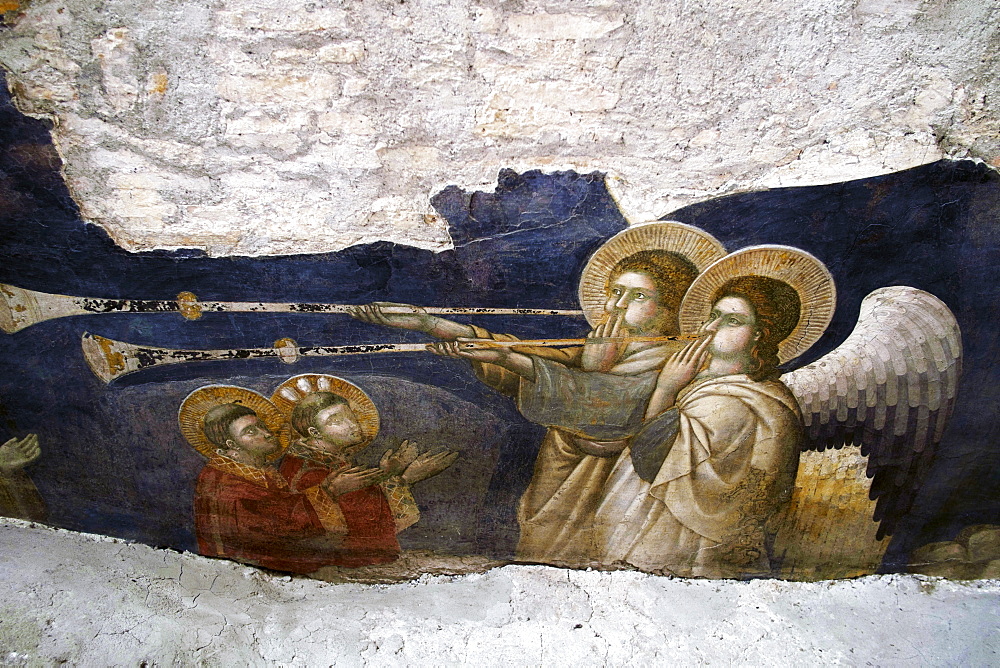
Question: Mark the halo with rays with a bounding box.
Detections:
[678,245,836,363]
[270,374,380,444]
[178,385,289,460]
[577,221,728,326]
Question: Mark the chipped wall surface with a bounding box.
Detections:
[3,2,1000,661]
[0,0,998,255]
[2,519,999,665]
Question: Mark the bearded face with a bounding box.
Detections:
[603,271,675,336]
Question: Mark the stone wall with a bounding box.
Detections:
[1,0,997,255]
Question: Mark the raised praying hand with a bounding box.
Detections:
[322,465,383,497]
[402,448,460,485]
[379,439,419,477]
[0,434,40,473]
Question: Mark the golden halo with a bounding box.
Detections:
[178,385,289,460]
[578,221,728,326]
[678,245,836,363]
[270,374,380,445]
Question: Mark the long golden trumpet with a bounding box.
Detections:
[82,333,694,383]
[0,283,584,334]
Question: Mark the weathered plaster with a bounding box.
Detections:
[1,519,998,664]
[2,3,999,661]
[1,0,998,255]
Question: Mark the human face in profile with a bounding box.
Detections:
[309,402,365,455]
[227,414,280,458]
[701,296,760,361]
[605,271,672,335]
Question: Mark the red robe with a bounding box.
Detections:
[194,456,335,574]
[279,446,410,568]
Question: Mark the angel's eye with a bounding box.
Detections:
[611,289,622,296]
[635,292,646,300]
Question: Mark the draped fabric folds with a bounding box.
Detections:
[594,376,802,577]
[467,325,667,565]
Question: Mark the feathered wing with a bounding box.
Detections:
[772,286,963,578]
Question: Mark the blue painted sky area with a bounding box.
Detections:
[2,72,1000,569]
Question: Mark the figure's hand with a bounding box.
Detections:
[0,434,40,472]
[379,439,419,476]
[347,302,433,332]
[428,339,508,365]
[322,465,383,497]
[656,336,712,396]
[402,449,460,485]
[580,312,628,372]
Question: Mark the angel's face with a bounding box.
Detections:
[702,296,761,361]
[605,271,673,335]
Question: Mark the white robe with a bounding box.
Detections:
[593,375,802,577]
[468,325,674,565]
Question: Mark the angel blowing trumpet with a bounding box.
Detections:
[71,223,964,580]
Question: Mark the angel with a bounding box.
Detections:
[271,374,458,568]
[772,282,962,579]
[592,245,962,579]
[350,222,729,565]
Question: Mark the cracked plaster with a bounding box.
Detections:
[2,2,1000,661]
[0,0,998,255]
[2,519,999,664]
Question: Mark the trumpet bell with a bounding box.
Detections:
[82,333,142,383]
[1,283,90,334]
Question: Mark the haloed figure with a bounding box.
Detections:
[192,401,334,574]
[280,390,457,568]
[349,222,725,565]
[594,274,805,577]
[581,250,695,373]
[204,403,281,465]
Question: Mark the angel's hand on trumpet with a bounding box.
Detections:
[429,339,536,380]
[0,433,41,473]
[644,336,712,419]
[348,303,475,340]
[580,312,628,372]
[347,302,432,332]
[429,339,506,364]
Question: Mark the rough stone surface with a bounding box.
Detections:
[1,519,999,665]
[1,0,998,255]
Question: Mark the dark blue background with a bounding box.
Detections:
[2,71,999,570]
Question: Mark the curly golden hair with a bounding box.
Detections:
[290,391,351,438]
[608,250,699,333]
[713,276,801,381]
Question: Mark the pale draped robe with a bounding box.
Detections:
[593,375,802,577]
[468,325,673,565]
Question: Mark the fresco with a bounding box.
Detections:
[2,73,999,580]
